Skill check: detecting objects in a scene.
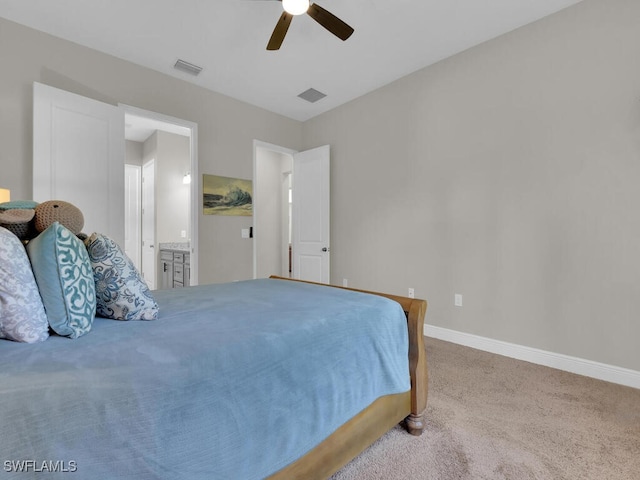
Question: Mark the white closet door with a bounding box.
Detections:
[33,82,125,245]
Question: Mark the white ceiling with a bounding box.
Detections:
[0,0,584,122]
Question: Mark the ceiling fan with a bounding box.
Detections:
[265,0,354,50]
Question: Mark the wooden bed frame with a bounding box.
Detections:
[267,276,428,479]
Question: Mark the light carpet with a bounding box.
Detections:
[331,337,640,479]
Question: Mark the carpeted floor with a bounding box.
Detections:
[331,337,640,479]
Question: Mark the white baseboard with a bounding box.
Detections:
[425,324,640,390]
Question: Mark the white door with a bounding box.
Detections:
[282,172,292,277]
[33,82,125,245]
[142,160,156,289]
[124,164,141,270]
[292,145,330,284]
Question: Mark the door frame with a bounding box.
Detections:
[121,104,199,286]
[252,140,298,279]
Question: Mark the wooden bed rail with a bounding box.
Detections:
[269,276,428,435]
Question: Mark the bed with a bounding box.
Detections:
[1,266,427,479]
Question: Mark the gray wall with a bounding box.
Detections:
[125,140,143,166]
[302,0,640,371]
[0,16,302,286]
[154,131,190,245]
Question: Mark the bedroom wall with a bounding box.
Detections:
[302,0,640,371]
[154,131,190,246]
[0,16,302,285]
[125,140,143,166]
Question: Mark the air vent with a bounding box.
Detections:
[174,59,203,76]
[298,88,327,103]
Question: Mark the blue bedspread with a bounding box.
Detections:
[0,279,410,479]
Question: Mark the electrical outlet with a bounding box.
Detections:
[408,288,415,299]
[342,278,348,287]
[455,294,463,307]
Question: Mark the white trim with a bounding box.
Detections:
[425,324,640,390]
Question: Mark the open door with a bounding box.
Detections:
[292,145,330,284]
[141,160,156,290]
[124,164,142,270]
[33,82,125,245]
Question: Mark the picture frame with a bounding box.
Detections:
[203,174,253,216]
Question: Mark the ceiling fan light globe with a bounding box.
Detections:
[283,0,309,16]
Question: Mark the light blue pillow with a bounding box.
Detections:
[26,222,95,338]
[0,227,49,343]
[85,232,158,321]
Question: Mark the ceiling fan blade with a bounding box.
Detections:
[307,3,354,41]
[267,11,293,50]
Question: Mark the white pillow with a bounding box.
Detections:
[0,227,49,343]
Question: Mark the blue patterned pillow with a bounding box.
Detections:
[85,232,158,321]
[26,222,95,338]
[0,227,49,343]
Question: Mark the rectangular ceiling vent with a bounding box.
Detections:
[174,59,203,76]
[298,88,327,103]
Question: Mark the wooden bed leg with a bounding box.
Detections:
[405,413,425,436]
[406,298,428,436]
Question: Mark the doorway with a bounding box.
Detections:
[253,141,330,283]
[253,142,295,279]
[122,104,199,288]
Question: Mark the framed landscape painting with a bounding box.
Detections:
[202,174,253,216]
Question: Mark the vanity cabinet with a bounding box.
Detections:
[160,250,174,290]
[160,249,190,289]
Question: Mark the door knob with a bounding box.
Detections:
[322,247,329,252]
